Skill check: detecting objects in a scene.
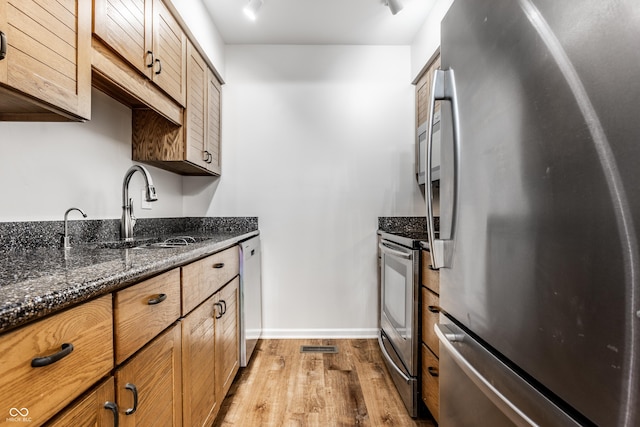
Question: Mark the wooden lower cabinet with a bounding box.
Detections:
[0,295,113,426]
[182,276,240,427]
[421,249,440,423]
[215,277,240,399]
[421,343,440,423]
[182,293,218,427]
[45,377,117,427]
[115,323,182,427]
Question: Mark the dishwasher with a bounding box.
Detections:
[239,236,262,367]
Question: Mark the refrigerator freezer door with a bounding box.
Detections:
[436,323,582,427]
[438,0,640,425]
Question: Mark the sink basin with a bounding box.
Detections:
[90,236,208,250]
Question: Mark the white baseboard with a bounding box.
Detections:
[260,328,379,339]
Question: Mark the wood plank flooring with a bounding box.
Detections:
[213,339,437,427]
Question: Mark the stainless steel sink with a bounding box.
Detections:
[91,236,207,250]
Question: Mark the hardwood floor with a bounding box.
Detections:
[213,339,437,427]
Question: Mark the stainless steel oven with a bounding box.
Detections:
[378,231,422,417]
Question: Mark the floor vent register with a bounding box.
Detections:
[300,345,338,354]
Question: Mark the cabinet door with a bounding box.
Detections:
[181,294,218,427]
[185,41,208,170]
[92,0,152,78]
[45,377,117,427]
[206,68,222,175]
[215,277,239,399]
[151,0,186,106]
[0,0,91,119]
[115,324,182,427]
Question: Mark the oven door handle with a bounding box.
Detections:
[377,334,412,383]
[378,242,412,260]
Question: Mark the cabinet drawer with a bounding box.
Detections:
[421,250,440,294]
[421,286,440,358]
[421,343,440,423]
[182,246,239,314]
[0,295,113,426]
[114,269,181,364]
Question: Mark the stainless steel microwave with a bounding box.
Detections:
[417,109,441,185]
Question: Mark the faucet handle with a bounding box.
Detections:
[129,198,137,228]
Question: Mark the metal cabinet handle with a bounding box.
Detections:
[31,343,74,367]
[154,58,162,75]
[207,152,213,163]
[220,299,227,315]
[124,383,138,415]
[427,366,439,377]
[104,401,119,427]
[0,31,6,60]
[147,293,167,305]
[427,305,441,313]
[146,50,154,68]
[426,68,460,270]
[203,150,211,163]
[214,302,224,319]
[213,262,225,269]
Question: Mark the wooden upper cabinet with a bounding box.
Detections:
[151,0,186,106]
[132,40,223,176]
[0,0,91,121]
[92,0,186,111]
[92,0,151,77]
[185,41,222,174]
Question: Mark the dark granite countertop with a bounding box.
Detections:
[0,229,258,334]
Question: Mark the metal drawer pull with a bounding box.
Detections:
[427,305,441,313]
[220,299,227,315]
[147,293,167,305]
[104,401,119,427]
[124,383,138,415]
[213,262,225,269]
[0,31,6,60]
[31,343,74,367]
[154,58,162,75]
[214,302,224,319]
[427,366,439,377]
[146,50,154,68]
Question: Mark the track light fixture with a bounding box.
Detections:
[386,0,403,15]
[243,0,263,21]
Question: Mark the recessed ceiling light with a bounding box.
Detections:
[386,0,403,15]
[243,0,263,21]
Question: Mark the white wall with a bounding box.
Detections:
[410,0,454,80]
[0,89,184,222]
[183,45,425,338]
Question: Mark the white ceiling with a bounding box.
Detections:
[202,0,437,45]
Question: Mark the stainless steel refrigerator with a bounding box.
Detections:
[425,1,640,425]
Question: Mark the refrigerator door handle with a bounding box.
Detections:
[426,69,460,269]
[435,324,537,426]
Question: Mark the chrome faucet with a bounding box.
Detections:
[121,165,158,241]
[63,207,87,249]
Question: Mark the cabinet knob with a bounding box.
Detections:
[31,343,74,367]
[0,32,6,60]
[124,383,139,415]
